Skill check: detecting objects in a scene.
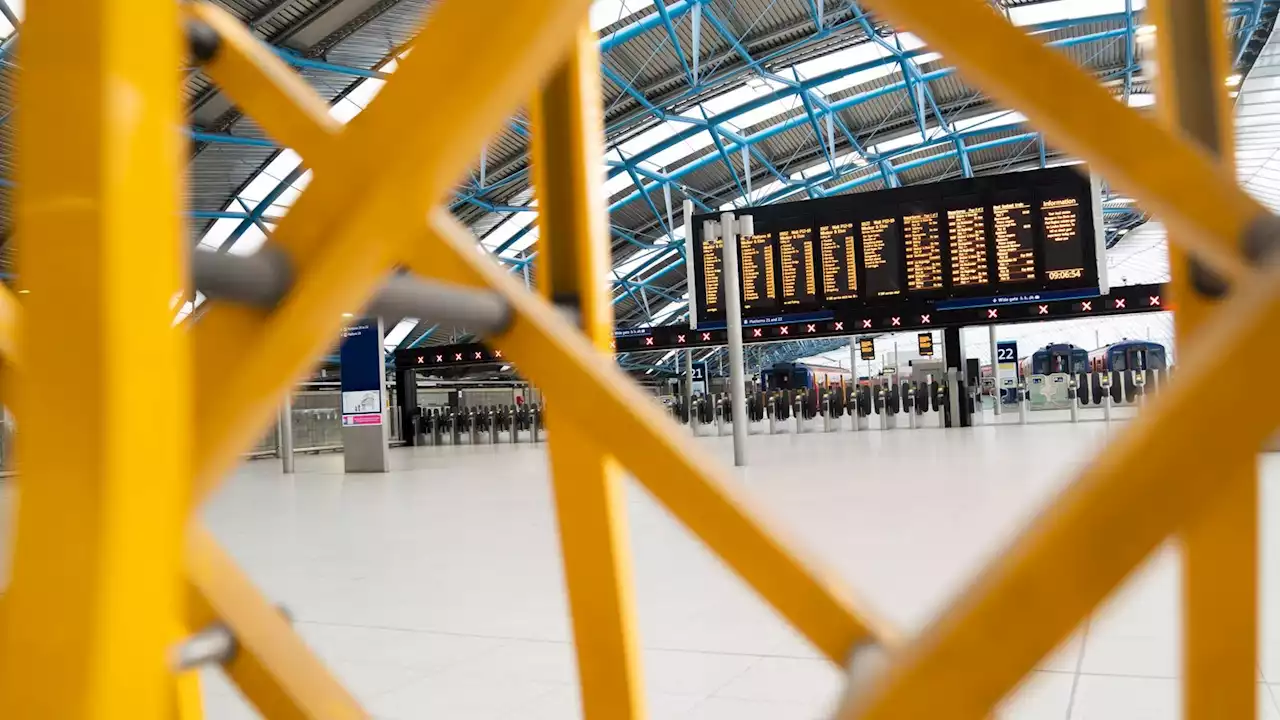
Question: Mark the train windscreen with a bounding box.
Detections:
[1034,349,1087,375]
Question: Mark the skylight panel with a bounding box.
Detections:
[591,0,651,32]
[226,224,268,257]
[383,318,419,349]
[1008,0,1145,27]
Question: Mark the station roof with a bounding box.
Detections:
[0,0,1275,371]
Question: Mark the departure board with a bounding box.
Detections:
[778,227,817,306]
[946,204,990,287]
[902,209,943,292]
[819,222,858,301]
[992,201,1036,283]
[1040,195,1086,281]
[690,167,1099,324]
[739,232,778,311]
[860,216,902,297]
[700,235,724,317]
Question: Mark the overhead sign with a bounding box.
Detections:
[691,361,709,394]
[859,338,876,361]
[692,167,1100,325]
[917,332,934,357]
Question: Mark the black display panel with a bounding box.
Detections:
[860,215,902,298]
[778,226,818,306]
[991,192,1037,284]
[818,221,858,302]
[690,166,1100,325]
[1039,188,1087,282]
[739,231,778,311]
[698,233,725,319]
[902,205,943,293]
[944,197,990,288]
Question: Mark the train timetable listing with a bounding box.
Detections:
[818,222,858,301]
[738,232,778,311]
[778,226,817,305]
[946,204,990,287]
[902,210,943,292]
[699,235,724,316]
[1040,195,1086,281]
[860,216,902,297]
[992,201,1036,283]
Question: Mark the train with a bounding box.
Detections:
[1020,343,1091,377]
[759,361,853,391]
[1088,339,1169,372]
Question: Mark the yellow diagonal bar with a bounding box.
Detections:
[0,0,190,716]
[190,0,595,501]
[1149,1,1258,716]
[834,269,1280,717]
[408,209,894,666]
[857,0,1262,284]
[185,527,367,719]
[530,23,647,720]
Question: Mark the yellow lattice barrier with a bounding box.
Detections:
[0,0,1269,718]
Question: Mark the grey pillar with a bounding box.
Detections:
[720,211,749,466]
[280,394,295,474]
[989,324,1001,416]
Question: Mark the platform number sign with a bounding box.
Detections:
[917,332,934,357]
[859,338,876,360]
[997,341,1018,365]
[691,361,709,394]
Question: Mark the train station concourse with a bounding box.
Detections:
[1,0,1280,718]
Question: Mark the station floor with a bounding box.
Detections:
[78,415,1280,717]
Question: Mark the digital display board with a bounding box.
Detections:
[1040,193,1086,281]
[778,226,818,306]
[859,338,876,360]
[946,201,990,288]
[918,332,934,357]
[992,199,1036,284]
[739,232,778,311]
[903,209,943,292]
[699,234,724,318]
[861,216,902,297]
[690,167,1100,325]
[819,221,858,301]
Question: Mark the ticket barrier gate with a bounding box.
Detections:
[1004,369,1170,425]
[416,404,543,445]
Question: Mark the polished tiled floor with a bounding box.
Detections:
[186,415,1280,718]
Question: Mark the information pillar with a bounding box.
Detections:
[340,317,390,472]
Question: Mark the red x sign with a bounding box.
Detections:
[701,332,711,341]
[436,354,443,362]
[1038,305,1049,315]
[890,316,901,326]
[779,326,789,335]
[834,322,844,331]
[644,337,654,346]
[920,314,930,324]
[862,319,872,328]
[454,353,463,361]
[494,350,502,358]
[1149,295,1160,306]
[752,328,763,337]
[1114,298,1126,309]
[609,340,616,349]
[987,309,998,319]
[416,356,425,364]
[474,351,483,359]
[1081,301,1092,311]
[677,334,686,343]
[806,324,816,333]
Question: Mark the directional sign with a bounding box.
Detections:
[859,338,876,360]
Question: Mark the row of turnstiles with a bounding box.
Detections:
[407,403,545,445]
[667,368,1169,434]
